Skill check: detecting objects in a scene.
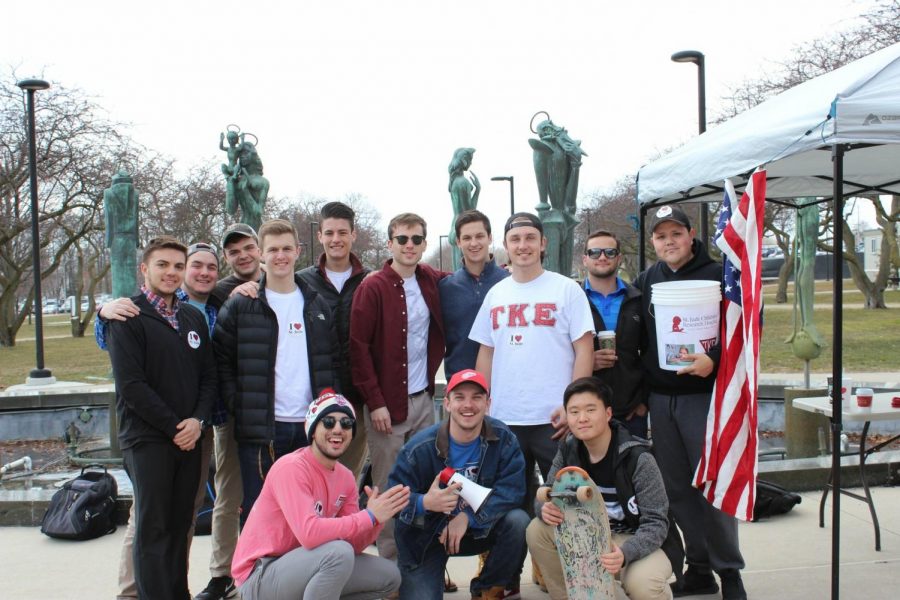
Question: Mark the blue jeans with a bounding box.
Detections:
[398,509,530,599]
[621,412,649,439]
[238,421,308,525]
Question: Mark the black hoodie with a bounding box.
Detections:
[633,239,722,395]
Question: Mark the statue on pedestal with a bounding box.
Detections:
[220,125,269,231]
[447,147,480,270]
[528,112,585,275]
[103,170,139,299]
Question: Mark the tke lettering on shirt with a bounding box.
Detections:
[490,303,558,329]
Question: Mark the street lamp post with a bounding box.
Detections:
[490,176,515,216]
[17,78,54,385]
[671,50,709,245]
[439,235,448,272]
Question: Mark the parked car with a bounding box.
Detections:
[42,299,59,314]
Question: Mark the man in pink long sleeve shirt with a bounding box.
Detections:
[232,392,410,600]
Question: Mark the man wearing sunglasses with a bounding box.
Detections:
[350,212,447,561]
[581,230,649,439]
[232,391,408,600]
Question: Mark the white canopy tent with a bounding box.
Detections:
[637,42,900,205]
[635,41,900,600]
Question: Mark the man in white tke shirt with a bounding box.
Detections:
[471,212,594,512]
[214,219,339,521]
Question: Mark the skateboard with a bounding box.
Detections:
[537,466,616,600]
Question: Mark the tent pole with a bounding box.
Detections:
[830,143,845,600]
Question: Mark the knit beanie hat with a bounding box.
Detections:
[305,389,357,439]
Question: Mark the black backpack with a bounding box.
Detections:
[752,479,802,521]
[40,465,118,540]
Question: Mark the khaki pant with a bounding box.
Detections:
[526,518,673,600]
[338,411,368,480]
[365,391,435,560]
[210,417,242,577]
[117,420,243,599]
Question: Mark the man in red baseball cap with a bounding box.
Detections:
[388,369,529,599]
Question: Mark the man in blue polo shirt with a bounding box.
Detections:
[581,230,648,438]
[439,210,509,380]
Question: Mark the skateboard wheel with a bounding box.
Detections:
[536,487,551,503]
[576,486,593,502]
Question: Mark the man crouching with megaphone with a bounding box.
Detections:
[389,369,529,600]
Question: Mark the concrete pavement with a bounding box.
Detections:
[1,485,898,599]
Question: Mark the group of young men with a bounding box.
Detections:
[102,200,747,600]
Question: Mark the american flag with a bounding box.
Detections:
[693,168,766,521]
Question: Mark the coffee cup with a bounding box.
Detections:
[856,387,873,409]
[596,330,616,351]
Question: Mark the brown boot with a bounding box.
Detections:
[474,586,508,600]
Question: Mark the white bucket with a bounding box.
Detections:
[651,281,721,371]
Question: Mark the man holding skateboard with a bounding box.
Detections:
[527,377,678,600]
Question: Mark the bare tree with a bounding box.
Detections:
[0,74,131,346]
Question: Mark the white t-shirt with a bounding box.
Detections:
[325,267,352,293]
[404,274,430,394]
[469,271,594,425]
[266,287,312,421]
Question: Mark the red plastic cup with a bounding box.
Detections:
[856,388,873,408]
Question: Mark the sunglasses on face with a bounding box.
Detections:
[320,415,355,430]
[392,235,426,246]
[585,247,620,259]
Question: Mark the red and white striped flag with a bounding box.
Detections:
[693,168,766,521]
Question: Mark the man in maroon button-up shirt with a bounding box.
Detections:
[350,212,446,560]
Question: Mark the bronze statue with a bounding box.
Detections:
[103,170,139,299]
[786,200,823,384]
[447,147,480,270]
[220,125,269,231]
[528,112,585,275]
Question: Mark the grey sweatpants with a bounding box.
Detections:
[240,540,400,600]
[648,391,745,573]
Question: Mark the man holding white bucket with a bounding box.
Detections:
[633,206,747,600]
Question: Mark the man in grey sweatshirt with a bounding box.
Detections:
[526,377,682,600]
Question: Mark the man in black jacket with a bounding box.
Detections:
[633,207,746,600]
[213,219,339,523]
[107,236,217,600]
[581,230,648,438]
[298,201,370,477]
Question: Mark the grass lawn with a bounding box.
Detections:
[1,315,111,390]
[760,306,900,372]
[762,279,900,305]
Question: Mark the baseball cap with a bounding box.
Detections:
[187,242,218,261]
[504,212,544,236]
[445,369,489,395]
[304,389,357,440]
[648,205,692,232]
[221,223,259,248]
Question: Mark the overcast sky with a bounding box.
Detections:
[3,0,876,238]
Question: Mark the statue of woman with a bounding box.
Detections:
[447,147,480,270]
[786,201,823,362]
